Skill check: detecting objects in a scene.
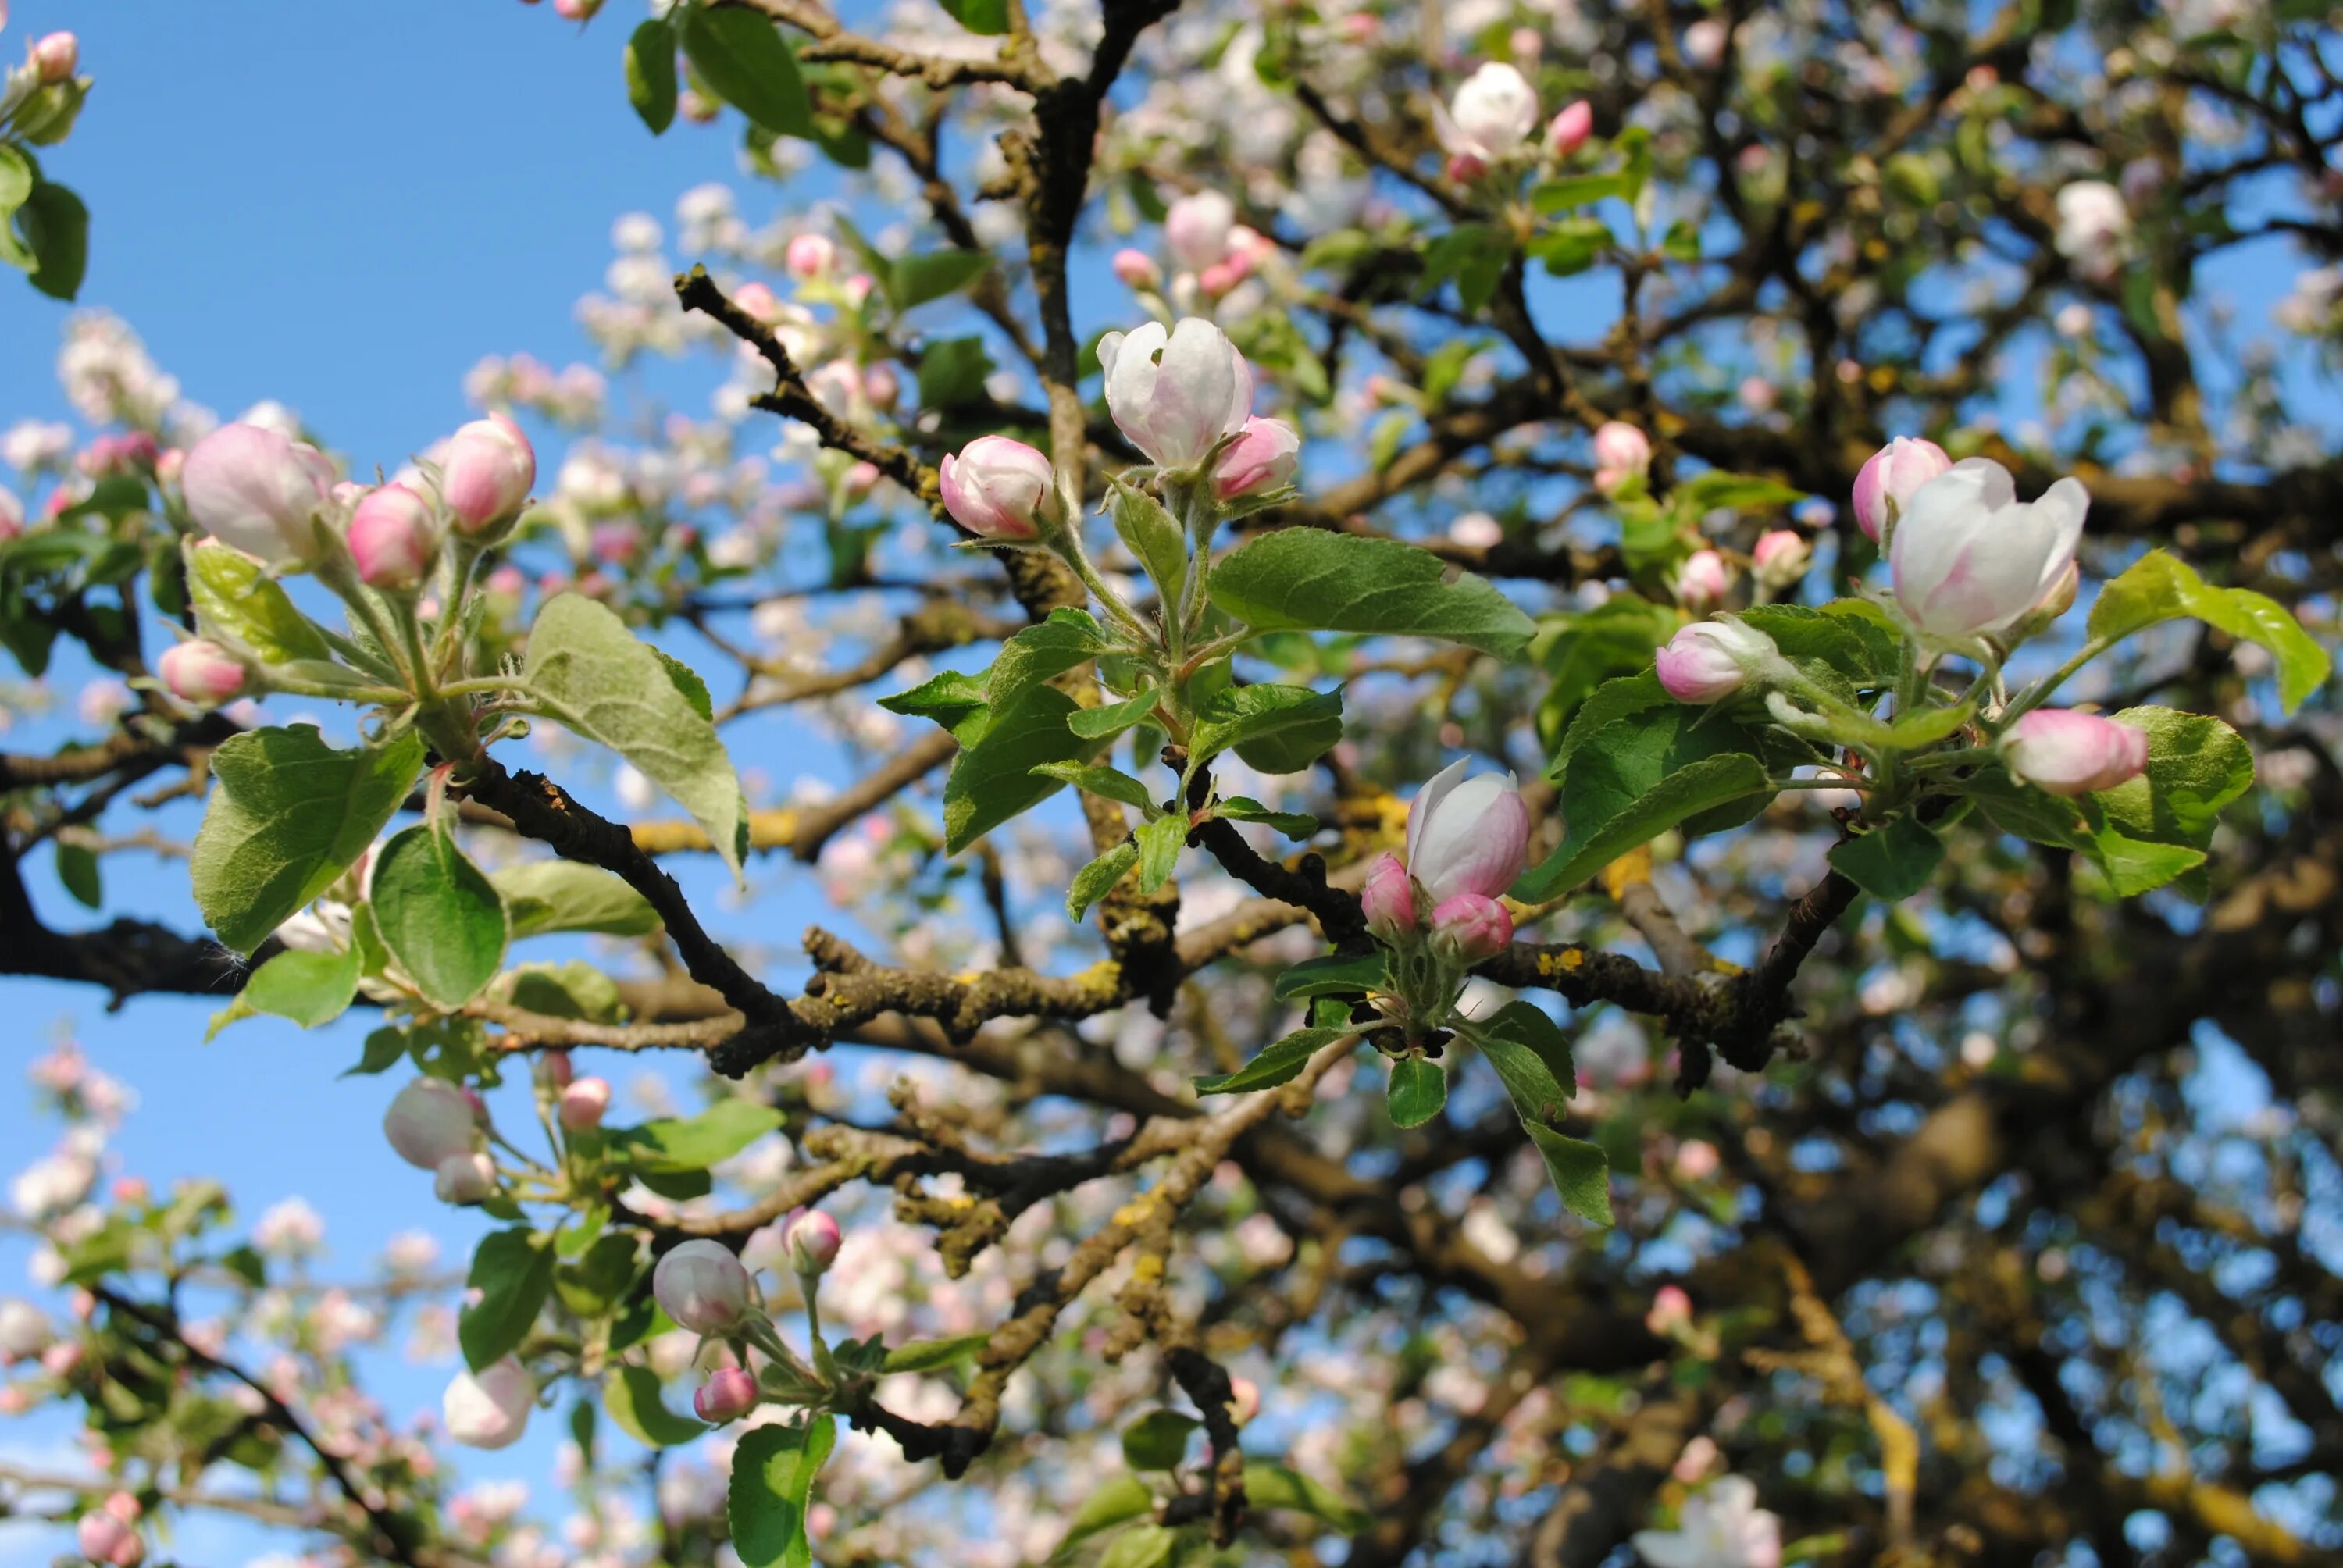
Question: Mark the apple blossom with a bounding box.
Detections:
[1437,63,1539,166]
[1891,459,2088,640]
[1430,893,1514,964]
[1655,619,1778,704]
[157,640,248,707]
[1750,529,1809,585]
[76,1509,141,1568]
[180,422,336,565]
[2002,710,2148,797]
[1592,420,1651,494]
[30,30,75,83]
[1646,1285,1694,1336]
[2054,180,2130,276]
[443,1358,534,1449]
[1360,851,1415,942]
[1112,248,1162,290]
[558,1075,611,1132]
[654,1239,755,1331]
[1547,99,1593,155]
[1849,436,1951,541]
[694,1365,759,1423]
[1406,759,1531,904]
[1097,318,1254,469]
[433,1152,496,1205]
[786,1209,842,1274]
[1212,416,1300,501]
[1630,1476,1782,1568]
[785,233,835,280]
[939,436,1054,540]
[1674,549,1732,611]
[346,482,439,590]
[0,1296,52,1362]
[1164,190,1236,272]
[440,412,536,533]
[1227,1374,1261,1424]
[543,1049,574,1089]
[382,1078,477,1171]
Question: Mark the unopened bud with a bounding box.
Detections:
[433,1152,497,1205]
[1654,618,1777,704]
[939,436,1053,541]
[347,483,440,591]
[158,640,248,707]
[693,1365,759,1424]
[1360,851,1416,943]
[31,31,78,84]
[1546,99,1592,156]
[785,233,835,280]
[1429,893,1513,964]
[1212,417,1300,501]
[558,1076,611,1133]
[653,1240,754,1332]
[1112,248,1162,290]
[383,1079,477,1170]
[786,1210,841,1275]
[440,412,536,535]
[443,1358,533,1449]
[1750,529,1810,586]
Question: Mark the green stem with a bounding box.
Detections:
[2002,634,2116,725]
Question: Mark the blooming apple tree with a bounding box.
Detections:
[2,2,2341,1566]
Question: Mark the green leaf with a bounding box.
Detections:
[2087,706,2254,896]
[679,4,811,138]
[625,20,679,134]
[55,840,100,908]
[523,592,748,877]
[1066,841,1139,919]
[16,180,87,301]
[0,144,31,218]
[1735,600,1899,691]
[191,726,424,955]
[1531,172,1629,212]
[1121,1410,1200,1472]
[1109,477,1189,607]
[1240,1463,1371,1531]
[938,0,1011,34]
[1525,1124,1614,1226]
[618,1099,783,1173]
[943,685,1091,854]
[501,962,623,1022]
[1208,531,1535,658]
[986,608,1106,711]
[1475,1000,1576,1119]
[1134,814,1186,893]
[237,946,361,1032]
[1190,682,1344,775]
[1534,597,1679,747]
[1214,797,1319,837]
[555,1233,643,1317]
[879,1333,992,1374]
[1517,751,1773,901]
[1387,1057,1446,1128]
[1032,761,1159,814]
[1828,814,1945,901]
[1272,950,1391,1001]
[1100,1527,1178,1568]
[490,861,661,938]
[185,541,337,666]
[1527,215,1611,276]
[343,1027,410,1078]
[654,648,715,722]
[1058,1477,1157,1554]
[890,249,991,311]
[879,668,989,736]
[1674,471,1806,513]
[370,825,508,1010]
[2088,548,2331,713]
[460,1228,555,1373]
[1419,223,1510,315]
[1193,1025,1353,1095]
[916,334,995,410]
[1069,687,1161,741]
[729,1417,836,1568]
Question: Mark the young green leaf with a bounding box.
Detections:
[943,685,1091,853]
[460,1228,555,1372]
[185,541,337,666]
[1189,683,1345,775]
[1121,1409,1200,1472]
[1828,813,1945,902]
[1475,1000,1576,1117]
[729,1417,836,1568]
[986,608,1107,711]
[1516,751,1773,902]
[55,840,99,908]
[878,668,990,737]
[227,945,361,1034]
[615,1100,783,1173]
[1387,1056,1447,1128]
[1214,796,1320,837]
[1193,1025,1354,1095]
[879,1333,992,1374]
[370,825,508,1010]
[890,249,991,311]
[1066,841,1139,920]
[1032,761,1159,814]
[2088,549,2330,713]
[1058,1477,1157,1553]
[1271,950,1391,1000]
[938,0,1011,34]
[1070,687,1163,741]
[624,20,679,134]
[1525,1124,1614,1226]
[679,5,811,138]
[1240,1463,1372,1531]
[16,180,87,301]
[1207,531,1535,658]
[490,861,662,938]
[1109,477,1189,608]
[1134,814,1186,894]
[604,1363,706,1448]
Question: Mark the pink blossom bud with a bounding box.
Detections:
[733,282,781,323]
[41,1339,84,1377]
[693,1365,759,1424]
[1674,1140,1720,1180]
[1360,851,1416,943]
[2002,710,2148,797]
[786,1210,841,1275]
[433,1153,497,1205]
[1590,421,1652,495]
[1406,759,1530,903]
[1445,151,1490,184]
[347,483,439,591]
[30,31,77,83]
[1891,459,2088,639]
[1750,529,1810,586]
[102,1494,141,1526]
[843,460,881,500]
[785,233,835,280]
[1646,1284,1693,1335]
[1674,549,1732,611]
[1227,1375,1260,1424]
[1164,191,1236,272]
[383,1079,477,1171]
[487,564,528,597]
[558,1076,611,1132]
[443,1358,533,1449]
[1097,318,1255,469]
[1849,436,1952,541]
[440,412,536,534]
[590,522,637,565]
[939,436,1053,540]
[841,273,875,307]
[1430,893,1514,963]
[1212,416,1300,501]
[1655,618,1776,704]
[543,1050,574,1089]
[863,363,900,410]
[180,422,336,565]
[653,1240,754,1332]
[1197,257,1250,297]
[1546,99,1592,155]
[1112,248,1162,290]
[158,640,248,707]
[77,1510,141,1568]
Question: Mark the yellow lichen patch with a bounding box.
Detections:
[1132,1253,1165,1282]
[1113,1196,1157,1229]
[629,808,801,856]
[1598,845,1653,899]
[1536,947,1588,976]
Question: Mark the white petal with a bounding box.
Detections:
[1407,757,1470,868]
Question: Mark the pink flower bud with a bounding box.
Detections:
[1750,529,1809,586]
[2002,710,2148,798]
[433,1153,497,1205]
[1212,416,1300,501]
[1590,421,1652,495]
[786,1210,842,1275]
[102,1494,141,1526]
[939,436,1053,540]
[347,483,439,590]
[1674,549,1732,611]
[383,1079,477,1171]
[0,486,23,542]
[440,412,536,534]
[1097,318,1255,469]
[1445,151,1490,184]
[1113,248,1162,290]
[1849,436,1952,541]
[653,1240,754,1332]
[693,1365,759,1424]
[443,1358,533,1449]
[558,1076,611,1132]
[1674,1139,1720,1180]
[733,281,781,323]
[1546,99,1592,155]
[1227,1374,1260,1424]
[158,640,248,707]
[181,422,336,565]
[863,363,900,410]
[30,31,77,83]
[1406,759,1531,904]
[1655,618,1776,704]
[786,233,836,280]
[77,1509,141,1568]
[1360,851,1416,943]
[1429,893,1514,963]
[543,1050,575,1089]
[41,1339,84,1377]
[841,273,875,307]
[1197,257,1250,297]
[1891,459,2088,639]
[843,460,881,500]
[1646,1284,1693,1335]
[1164,191,1236,272]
